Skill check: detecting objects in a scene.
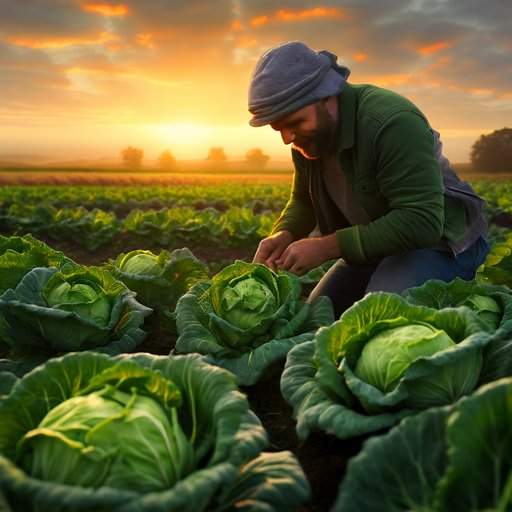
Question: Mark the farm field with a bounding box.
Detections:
[1,175,512,511]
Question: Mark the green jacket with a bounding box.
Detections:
[272,83,486,263]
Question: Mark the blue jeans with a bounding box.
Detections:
[308,237,490,318]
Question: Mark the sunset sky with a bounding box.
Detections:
[0,0,511,164]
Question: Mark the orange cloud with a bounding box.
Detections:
[7,31,118,49]
[136,33,155,49]
[251,15,269,28]
[275,7,348,22]
[250,6,348,26]
[82,3,129,16]
[417,41,451,56]
[353,52,368,62]
[231,20,243,31]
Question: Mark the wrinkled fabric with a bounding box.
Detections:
[248,41,350,127]
[308,236,490,318]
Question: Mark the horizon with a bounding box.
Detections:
[1,1,510,164]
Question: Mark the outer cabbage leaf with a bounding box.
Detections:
[175,261,334,385]
[403,277,512,331]
[477,232,512,288]
[0,351,309,512]
[298,259,336,286]
[281,292,494,439]
[334,377,512,512]
[403,278,512,386]
[0,265,152,376]
[0,234,73,295]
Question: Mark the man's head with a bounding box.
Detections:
[248,41,350,157]
[269,96,338,159]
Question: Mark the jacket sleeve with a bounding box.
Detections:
[335,111,445,263]
[271,149,317,239]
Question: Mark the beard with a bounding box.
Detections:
[292,102,337,159]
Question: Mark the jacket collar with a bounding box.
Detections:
[335,82,356,152]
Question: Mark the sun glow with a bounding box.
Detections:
[154,123,215,147]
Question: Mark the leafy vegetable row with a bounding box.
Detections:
[0,184,290,212]
[0,205,277,250]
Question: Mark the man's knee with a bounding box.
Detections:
[366,249,451,294]
[308,259,376,318]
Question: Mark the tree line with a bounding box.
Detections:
[120,146,270,170]
[121,127,512,172]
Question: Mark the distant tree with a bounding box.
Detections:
[245,147,269,169]
[121,146,144,169]
[470,128,512,172]
[206,146,227,168]
[158,150,177,171]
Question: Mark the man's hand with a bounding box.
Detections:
[253,230,295,271]
[276,234,340,274]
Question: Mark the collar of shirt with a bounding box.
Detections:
[334,82,357,153]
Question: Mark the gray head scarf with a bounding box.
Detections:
[248,41,350,127]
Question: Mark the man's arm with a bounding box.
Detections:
[335,111,445,263]
[254,149,317,270]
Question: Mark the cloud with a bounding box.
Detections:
[249,6,349,27]
[81,3,130,16]
[0,0,510,161]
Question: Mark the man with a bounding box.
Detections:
[250,41,489,317]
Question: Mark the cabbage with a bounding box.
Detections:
[0,265,151,375]
[403,277,512,332]
[281,292,498,440]
[19,384,192,491]
[46,279,112,327]
[175,260,334,385]
[119,252,162,276]
[0,352,310,511]
[355,323,456,392]
[110,248,208,312]
[0,234,72,294]
[461,294,501,330]
[220,276,277,331]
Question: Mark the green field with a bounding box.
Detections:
[1,177,511,511]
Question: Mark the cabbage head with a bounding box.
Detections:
[175,260,334,385]
[218,273,277,331]
[18,369,192,491]
[110,248,208,312]
[281,292,499,440]
[45,277,111,327]
[355,323,456,393]
[0,234,72,295]
[0,352,310,512]
[0,264,151,376]
[120,252,162,276]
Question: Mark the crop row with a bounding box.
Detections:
[2,181,512,225]
[0,204,277,250]
[0,184,290,213]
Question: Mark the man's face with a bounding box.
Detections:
[270,99,337,159]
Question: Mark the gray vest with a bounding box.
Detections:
[432,129,488,254]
